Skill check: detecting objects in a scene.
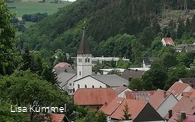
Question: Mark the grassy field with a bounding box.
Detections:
[7,1,71,17]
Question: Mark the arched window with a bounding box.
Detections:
[85,58,87,62]
[78,84,80,89]
[79,71,81,76]
[100,86,102,88]
[92,85,94,88]
[88,58,90,62]
[85,85,87,88]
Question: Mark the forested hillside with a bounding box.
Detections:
[20,0,195,60]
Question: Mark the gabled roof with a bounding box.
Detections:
[74,74,129,87]
[100,97,164,121]
[167,82,190,98]
[49,113,64,122]
[100,97,124,115]
[114,86,130,95]
[125,91,155,101]
[149,89,172,109]
[121,69,144,80]
[168,113,195,122]
[162,38,175,45]
[57,72,76,87]
[169,97,195,116]
[54,62,70,68]
[101,97,147,119]
[74,88,117,105]
[77,30,91,54]
[92,74,129,87]
[142,57,151,65]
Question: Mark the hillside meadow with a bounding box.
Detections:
[7,1,71,17]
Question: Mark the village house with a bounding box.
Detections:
[142,57,157,68]
[165,96,195,120]
[114,86,132,98]
[149,89,178,118]
[168,112,195,122]
[73,88,117,110]
[100,97,165,122]
[176,44,195,53]
[125,91,155,101]
[161,38,175,46]
[121,69,144,81]
[167,82,192,100]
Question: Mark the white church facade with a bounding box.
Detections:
[57,29,129,95]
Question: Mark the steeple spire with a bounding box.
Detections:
[77,22,91,54]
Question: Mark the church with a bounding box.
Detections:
[56,29,129,95]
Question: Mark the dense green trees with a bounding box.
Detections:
[0,0,21,75]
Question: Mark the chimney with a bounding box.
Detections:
[168,110,172,119]
[191,99,194,110]
[181,112,186,120]
[105,102,108,106]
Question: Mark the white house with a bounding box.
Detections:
[149,89,178,118]
[161,38,175,46]
[73,74,129,91]
[167,82,192,100]
[114,86,132,98]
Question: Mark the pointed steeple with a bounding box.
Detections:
[77,25,91,54]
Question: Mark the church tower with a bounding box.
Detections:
[77,29,92,79]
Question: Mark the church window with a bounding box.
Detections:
[78,84,80,89]
[100,86,102,88]
[70,83,72,86]
[79,71,81,75]
[92,85,94,88]
[88,58,90,62]
[85,58,87,62]
[85,85,87,88]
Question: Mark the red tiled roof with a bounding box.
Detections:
[185,88,195,98]
[100,97,124,115]
[167,82,190,98]
[54,62,70,68]
[149,89,170,109]
[163,38,175,45]
[110,98,147,119]
[168,113,195,122]
[114,86,129,95]
[48,113,64,122]
[74,88,117,105]
[167,97,195,118]
[125,91,155,101]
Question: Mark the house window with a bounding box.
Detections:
[85,85,87,88]
[78,58,82,62]
[79,71,81,76]
[92,85,94,88]
[78,84,80,89]
[69,83,72,86]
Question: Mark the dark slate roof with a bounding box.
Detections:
[142,57,151,65]
[92,74,129,87]
[77,30,91,54]
[180,78,195,88]
[121,69,144,80]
